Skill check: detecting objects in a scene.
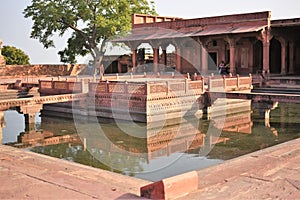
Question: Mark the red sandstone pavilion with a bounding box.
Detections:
[114,11,300,76]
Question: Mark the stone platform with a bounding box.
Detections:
[178,138,300,199]
[0,144,150,199]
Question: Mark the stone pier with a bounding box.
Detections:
[0,111,5,144]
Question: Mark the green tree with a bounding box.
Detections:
[23,0,156,74]
[2,46,30,65]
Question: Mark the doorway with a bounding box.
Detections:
[208,52,217,70]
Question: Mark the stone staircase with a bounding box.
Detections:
[0,88,40,100]
[252,87,300,94]
[252,76,300,95]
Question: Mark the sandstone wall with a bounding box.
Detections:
[0,64,87,77]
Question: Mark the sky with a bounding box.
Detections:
[0,0,299,64]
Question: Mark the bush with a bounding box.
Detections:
[2,45,30,65]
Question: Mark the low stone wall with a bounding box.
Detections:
[87,79,204,123]
[0,64,86,77]
[39,80,83,95]
[208,75,252,92]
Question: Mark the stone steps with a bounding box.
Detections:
[252,87,300,95]
[0,88,39,100]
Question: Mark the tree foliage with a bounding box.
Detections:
[23,0,156,74]
[2,46,30,65]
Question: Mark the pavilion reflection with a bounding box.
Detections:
[9,108,254,162]
[212,111,253,134]
[15,130,81,149]
[1,103,262,177]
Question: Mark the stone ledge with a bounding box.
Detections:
[140,171,198,199]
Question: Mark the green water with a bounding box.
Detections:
[2,102,300,181]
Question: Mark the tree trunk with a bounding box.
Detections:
[92,53,104,75]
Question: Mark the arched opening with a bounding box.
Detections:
[253,40,263,73]
[270,38,282,74]
[164,44,176,72]
[136,43,153,73]
[137,43,153,64]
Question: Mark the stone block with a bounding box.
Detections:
[0,55,5,65]
[140,171,198,199]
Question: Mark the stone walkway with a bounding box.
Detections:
[0,138,299,199]
[179,138,300,200]
[0,145,149,199]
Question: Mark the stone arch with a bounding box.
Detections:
[270,38,282,74]
[253,40,263,73]
[129,42,153,73]
[136,43,153,63]
[164,44,176,71]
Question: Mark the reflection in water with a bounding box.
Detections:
[2,101,300,181]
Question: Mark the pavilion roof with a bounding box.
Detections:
[113,24,267,43]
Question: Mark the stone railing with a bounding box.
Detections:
[89,78,204,99]
[98,72,194,81]
[39,80,83,95]
[208,74,252,92]
[148,79,204,98]
[89,81,145,94]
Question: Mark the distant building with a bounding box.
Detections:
[114,11,300,76]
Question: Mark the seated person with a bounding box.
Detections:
[218,61,225,74]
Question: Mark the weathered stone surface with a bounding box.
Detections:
[0,55,5,66]
[0,64,86,77]
[0,144,150,199]
[177,138,300,200]
[141,171,198,199]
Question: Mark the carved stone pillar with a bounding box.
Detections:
[24,113,36,132]
[229,42,236,74]
[160,43,168,67]
[197,38,209,75]
[281,42,287,75]
[259,29,272,75]
[224,37,239,75]
[278,37,287,75]
[20,104,43,132]
[153,48,159,73]
[262,40,270,74]
[201,45,208,75]
[248,39,255,73]
[132,49,137,72]
[176,48,182,73]
[162,49,167,66]
[124,41,139,73]
[149,41,161,74]
[220,41,226,64]
[289,41,295,74]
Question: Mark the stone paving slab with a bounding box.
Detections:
[0,145,150,199]
[179,138,300,200]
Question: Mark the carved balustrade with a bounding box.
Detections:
[208,74,252,92]
[39,80,83,95]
